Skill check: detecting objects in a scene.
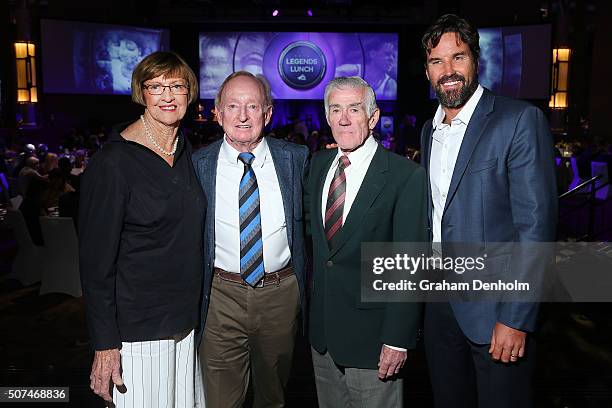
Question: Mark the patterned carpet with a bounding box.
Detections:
[1,278,612,407]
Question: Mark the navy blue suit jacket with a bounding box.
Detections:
[420,88,558,344]
[192,137,309,345]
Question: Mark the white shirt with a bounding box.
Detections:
[429,85,484,245]
[321,135,404,351]
[321,135,378,224]
[214,136,290,273]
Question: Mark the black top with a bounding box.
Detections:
[79,122,206,350]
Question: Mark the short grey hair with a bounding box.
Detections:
[324,76,378,118]
[215,71,273,110]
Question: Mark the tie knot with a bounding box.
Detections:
[339,155,351,169]
[238,152,255,166]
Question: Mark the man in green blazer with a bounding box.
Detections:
[306,76,428,407]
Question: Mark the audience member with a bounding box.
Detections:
[41,168,76,211]
[18,157,47,196]
[19,175,47,245]
[41,152,59,175]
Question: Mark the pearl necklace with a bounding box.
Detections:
[140,115,178,156]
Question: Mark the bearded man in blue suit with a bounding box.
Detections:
[419,14,558,408]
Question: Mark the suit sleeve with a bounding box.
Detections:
[300,147,311,211]
[79,152,128,350]
[497,106,558,331]
[303,153,315,240]
[419,121,432,164]
[380,165,428,348]
[191,152,203,183]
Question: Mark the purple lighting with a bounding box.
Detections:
[198,31,399,100]
[272,9,279,16]
[307,9,313,16]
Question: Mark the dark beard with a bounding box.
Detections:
[433,73,479,109]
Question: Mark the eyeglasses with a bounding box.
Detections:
[142,83,189,95]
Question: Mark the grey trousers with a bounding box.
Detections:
[311,347,403,408]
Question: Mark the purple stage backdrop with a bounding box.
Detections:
[199,32,398,100]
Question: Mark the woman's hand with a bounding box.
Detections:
[90,348,124,404]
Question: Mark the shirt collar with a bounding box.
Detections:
[220,135,269,168]
[432,84,484,129]
[334,135,378,168]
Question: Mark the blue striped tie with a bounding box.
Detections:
[238,152,265,286]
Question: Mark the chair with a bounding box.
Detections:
[7,176,19,198]
[591,161,610,200]
[0,173,8,191]
[568,157,585,192]
[9,195,23,209]
[4,208,43,286]
[0,173,9,205]
[39,216,82,297]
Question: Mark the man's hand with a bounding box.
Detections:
[90,348,124,404]
[377,345,407,380]
[488,322,527,363]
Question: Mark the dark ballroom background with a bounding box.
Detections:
[1,0,612,407]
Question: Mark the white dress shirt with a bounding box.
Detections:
[214,136,290,273]
[429,85,484,245]
[321,135,404,351]
[321,135,378,224]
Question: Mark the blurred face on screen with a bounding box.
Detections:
[201,45,232,95]
[426,32,478,109]
[217,75,272,152]
[371,42,396,74]
[236,34,266,75]
[326,86,379,153]
[118,40,141,69]
[143,75,189,127]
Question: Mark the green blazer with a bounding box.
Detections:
[306,143,428,369]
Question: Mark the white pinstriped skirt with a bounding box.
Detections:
[113,329,205,408]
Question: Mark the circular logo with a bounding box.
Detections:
[278,41,327,89]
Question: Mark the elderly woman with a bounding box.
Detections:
[79,51,206,407]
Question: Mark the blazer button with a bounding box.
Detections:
[326,260,333,267]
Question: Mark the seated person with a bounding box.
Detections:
[19,176,47,245]
[41,169,76,212]
[18,157,47,196]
